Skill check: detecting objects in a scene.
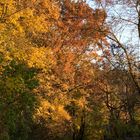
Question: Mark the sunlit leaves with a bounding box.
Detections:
[0,0,119,139]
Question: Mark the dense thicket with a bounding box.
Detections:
[0,0,139,140]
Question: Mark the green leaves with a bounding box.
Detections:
[0,60,39,140]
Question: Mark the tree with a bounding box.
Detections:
[93,0,140,139]
[0,61,39,140]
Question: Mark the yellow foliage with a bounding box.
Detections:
[26,47,53,69]
[35,98,71,122]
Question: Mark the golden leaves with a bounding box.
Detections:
[26,47,54,71]
[0,1,111,139]
[35,98,71,121]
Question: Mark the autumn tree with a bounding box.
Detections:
[1,0,139,140]
[0,0,60,139]
[92,0,140,139]
[30,0,110,139]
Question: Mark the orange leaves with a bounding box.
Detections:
[63,52,75,73]
[59,0,109,53]
[49,0,110,91]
